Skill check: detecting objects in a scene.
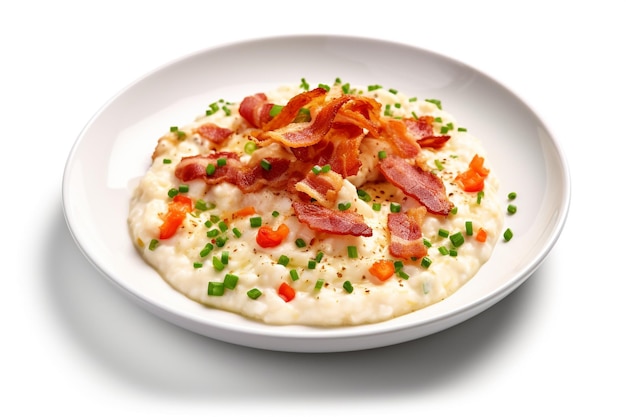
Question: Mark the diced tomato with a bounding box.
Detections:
[368,260,395,281]
[475,227,488,243]
[455,154,489,192]
[256,224,290,248]
[159,195,193,239]
[278,282,296,302]
[232,206,256,218]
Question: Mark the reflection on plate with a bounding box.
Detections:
[62,35,570,353]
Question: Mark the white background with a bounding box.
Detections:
[2,1,623,415]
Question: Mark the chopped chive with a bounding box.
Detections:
[269,104,284,117]
[307,260,317,269]
[458,127,467,132]
[289,269,299,281]
[314,279,324,290]
[199,243,213,257]
[343,280,354,293]
[223,273,238,290]
[450,206,458,215]
[421,257,432,268]
[423,238,432,248]
[244,141,257,154]
[409,97,417,102]
[357,189,371,202]
[438,229,450,238]
[178,184,189,193]
[508,192,517,200]
[503,228,514,241]
[338,202,351,211]
[378,150,387,159]
[272,210,280,217]
[215,236,228,247]
[249,216,263,228]
[300,78,310,90]
[206,163,216,176]
[278,255,290,266]
[218,221,228,232]
[465,221,473,235]
[347,246,358,259]
[167,188,179,198]
[438,246,450,255]
[425,98,442,109]
[206,229,219,238]
[212,256,225,271]
[440,126,449,134]
[260,159,272,171]
[341,83,351,94]
[221,251,229,265]
[163,158,172,164]
[193,262,203,269]
[318,83,331,91]
[195,200,209,211]
[209,214,220,223]
[450,232,465,247]
[221,105,231,116]
[393,260,404,272]
[449,249,458,257]
[477,191,484,204]
[216,157,227,167]
[232,227,242,238]
[390,202,401,213]
[384,104,393,116]
[295,238,306,248]
[148,239,159,251]
[247,288,262,299]
[397,271,410,280]
[207,281,225,296]
[315,251,324,263]
[372,202,381,211]
[368,84,382,91]
[434,159,444,171]
[311,165,322,175]
[389,88,398,94]
[507,204,517,214]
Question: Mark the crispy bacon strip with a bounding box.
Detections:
[379,118,421,157]
[294,169,343,208]
[325,122,365,177]
[335,95,382,137]
[292,201,373,237]
[238,93,274,128]
[256,96,351,148]
[387,211,428,259]
[194,123,233,144]
[262,88,327,131]
[404,116,450,149]
[379,155,453,215]
[174,152,293,193]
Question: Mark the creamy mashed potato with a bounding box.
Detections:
[128,81,504,326]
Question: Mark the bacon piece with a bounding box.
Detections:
[294,170,343,208]
[292,201,373,237]
[174,151,293,193]
[194,123,233,144]
[387,211,428,259]
[379,118,421,157]
[379,155,453,215]
[262,88,327,131]
[256,95,351,148]
[238,93,274,128]
[335,95,382,137]
[404,116,451,149]
[325,122,365,177]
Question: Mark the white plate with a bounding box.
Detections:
[62,35,570,352]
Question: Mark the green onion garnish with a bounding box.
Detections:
[425,98,442,110]
[260,159,272,171]
[148,239,159,251]
[224,273,238,290]
[249,217,262,228]
[507,204,517,214]
[314,279,324,290]
[206,163,216,176]
[168,188,179,198]
[421,257,432,268]
[212,256,225,271]
[503,228,514,241]
[289,269,299,281]
[438,229,450,238]
[338,202,351,211]
[193,262,203,269]
[295,238,306,248]
[207,282,225,296]
[278,255,290,266]
[390,202,401,213]
[247,288,262,299]
[450,232,465,248]
[343,281,354,293]
[244,141,257,155]
[347,246,358,259]
[508,192,517,200]
[465,221,473,235]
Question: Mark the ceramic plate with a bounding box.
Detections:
[62,35,570,352]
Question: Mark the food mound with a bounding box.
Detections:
[128,79,504,326]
